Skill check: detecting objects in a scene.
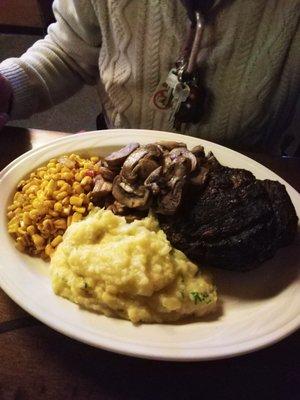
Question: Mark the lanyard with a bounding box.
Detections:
[151,4,210,131]
[177,10,204,80]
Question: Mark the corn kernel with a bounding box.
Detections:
[72,212,82,223]
[54,202,63,212]
[61,172,73,181]
[48,210,59,217]
[69,154,78,161]
[61,196,70,206]
[55,191,68,201]
[75,172,82,182]
[57,180,66,188]
[45,244,55,257]
[27,225,36,235]
[37,170,45,178]
[44,200,55,208]
[62,206,71,216]
[32,234,45,248]
[17,227,27,236]
[81,176,92,186]
[73,185,83,195]
[8,224,19,234]
[72,206,86,214]
[54,219,67,230]
[7,211,14,220]
[29,210,39,219]
[7,204,17,212]
[42,219,53,231]
[22,212,31,226]
[60,183,71,193]
[32,199,42,209]
[69,196,83,206]
[26,185,38,194]
[47,162,56,169]
[15,238,25,252]
[51,235,63,248]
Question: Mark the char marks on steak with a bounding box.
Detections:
[159,162,298,270]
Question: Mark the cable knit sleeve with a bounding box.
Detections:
[0,0,101,119]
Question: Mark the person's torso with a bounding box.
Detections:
[92,0,300,153]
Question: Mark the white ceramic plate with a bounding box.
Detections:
[0,129,299,361]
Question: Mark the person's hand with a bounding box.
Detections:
[0,73,12,130]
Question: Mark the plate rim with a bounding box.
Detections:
[0,128,299,361]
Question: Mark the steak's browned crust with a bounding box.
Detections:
[159,164,298,270]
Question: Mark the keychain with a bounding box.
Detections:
[151,10,206,131]
[171,11,206,131]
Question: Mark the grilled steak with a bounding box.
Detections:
[159,163,298,270]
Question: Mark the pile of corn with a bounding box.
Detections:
[7,154,100,259]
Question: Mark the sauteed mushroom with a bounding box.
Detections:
[144,166,163,194]
[98,165,117,181]
[91,141,212,216]
[121,148,148,181]
[121,144,162,182]
[112,176,151,209]
[156,141,187,151]
[105,143,140,168]
[90,175,113,202]
[169,147,198,172]
[157,180,185,215]
[191,145,205,158]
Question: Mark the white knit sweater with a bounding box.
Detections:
[0,0,299,153]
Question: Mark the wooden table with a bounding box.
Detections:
[0,126,299,400]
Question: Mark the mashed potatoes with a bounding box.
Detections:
[50,209,217,323]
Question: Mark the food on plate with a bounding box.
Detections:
[159,162,298,271]
[91,141,209,217]
[90,142,298,271]
[7,154,99,258]
[7,141,298,273]
[50,209,217,323]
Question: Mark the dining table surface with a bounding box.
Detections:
[0,125,299,400]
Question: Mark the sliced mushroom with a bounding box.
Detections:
[90,175,113,204]
[107,200,127,215]
[98,166,117,181]
[191,145,205,158]
[105,143,140,168]
[112,176,151,209]
[164,158,188,182]
[144,166,163,194]
[121,148,148,181]
[157,179,184,215]
[155,141,187,151]
[144,143,163,158]
[135,158,160,181]
[169,148,197,172]
[119,180,136,194]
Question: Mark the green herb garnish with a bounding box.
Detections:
[189,291,211,304]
